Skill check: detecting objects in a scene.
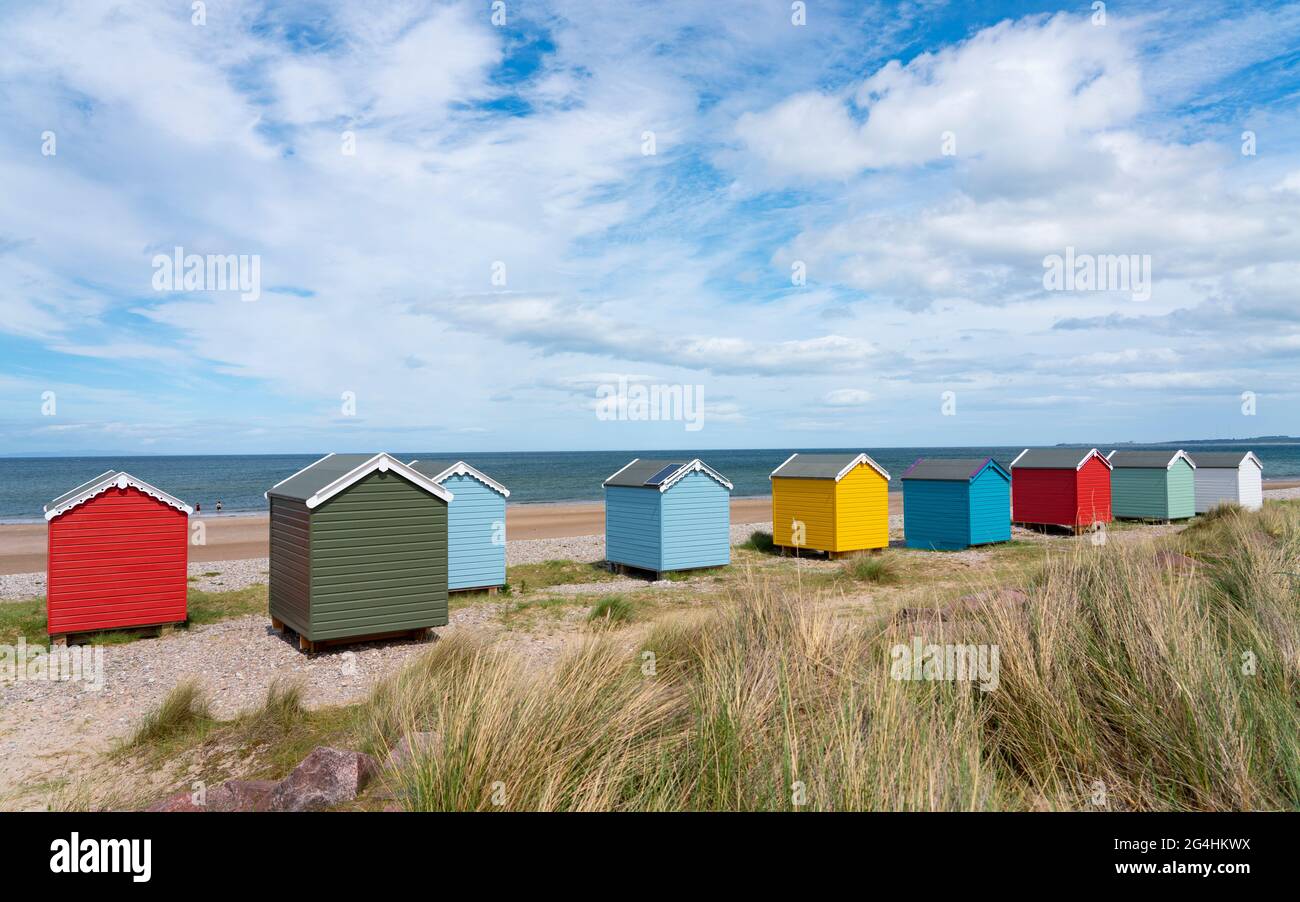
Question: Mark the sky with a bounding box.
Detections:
[1,0,1298,455]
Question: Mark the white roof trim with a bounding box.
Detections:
[837,452,890,482]
[769,452,891,482]
[658,459,734,493]
[768,453,798,479]
[409,460,510,498]
[1085,448,1113,470]
[1009,449,1028,469]
[304,453,453,509]
[1107,449,1196,469]
[1195,451,1263,470]
[45,471,193,521]
[602,458,640,486]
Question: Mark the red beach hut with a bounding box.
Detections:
[44,471,192,638]
[1009,448,1112,531]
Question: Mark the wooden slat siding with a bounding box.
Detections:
[1194,468,1239,513]
[968,467,1011,546]
[1166,459,1196,519]
[47,486,188,634]
[308,471,447,641]
[1011,468,1075,526]
[269,496,312,635]
[1076,456,1112,526]
[1238,464,1263,511]
[903,479,970,550]
[771,477,836,551]
[1111,469,1168,519]
[441,473,506,590]
[833,463,889,551]
[605,486,662,571]
[660,470,730,571]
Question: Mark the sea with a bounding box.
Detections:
[2,443,1298,523]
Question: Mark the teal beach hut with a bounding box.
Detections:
[409,459,509,592]
[602,458,733,577]
[901,457,1011,551]
[1105,450,1196,520]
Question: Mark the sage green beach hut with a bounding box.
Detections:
[265,452,453,652]
[1105,450,1196,521]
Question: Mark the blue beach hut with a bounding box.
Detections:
[409,459,509,592]
[602,458,733,577]
[901,457,1011,551]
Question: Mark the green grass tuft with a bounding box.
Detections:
[587,595,633,624]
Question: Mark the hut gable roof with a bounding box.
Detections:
[267,452,453,508]
[769,452,890,482]
[45,471,193,521]
[408,459,510,497]
[1186,451,1262,470]
[1009,448,1111,470]
[1106,450,1196,470]
[901,457,1010,483]
[603,458,734,492]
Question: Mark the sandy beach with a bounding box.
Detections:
[0,496,790,575]
[4,483,1295,577]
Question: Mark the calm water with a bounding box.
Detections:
[2,444,1297,522]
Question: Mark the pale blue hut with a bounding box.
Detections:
[602,458,733,577]
[901,457,1011,551]
[409,459,509,592]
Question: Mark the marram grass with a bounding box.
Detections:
[368,503,1298,811]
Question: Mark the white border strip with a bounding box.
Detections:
[45,471,193,521]
[410,459,510,497]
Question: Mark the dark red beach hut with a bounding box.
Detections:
[1009,448,1112,530]
[44,471,192,638]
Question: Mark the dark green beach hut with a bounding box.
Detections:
[265,452,453,651]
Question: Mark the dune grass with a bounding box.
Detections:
[587,595,634,624]
[365,502,1298,811]
[119,679,214,752]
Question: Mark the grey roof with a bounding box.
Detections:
[770,452,889,481]
[408,459,511,497]
[45,470,193,519]
[1187,451,1260,469]
[603,459,689,488]
[1107,450,1192,469]
[407,459,460,479]
[902,457,1006,481]
[266,453,376,501]
[46,470,116,511]
[602,458,733,491]
[1010,448,1105,470]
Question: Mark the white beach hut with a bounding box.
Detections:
[1189,451,1263,512]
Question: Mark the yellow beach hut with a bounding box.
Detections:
[770,452,891,556]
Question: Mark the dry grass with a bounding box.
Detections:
[366,502,1298,811]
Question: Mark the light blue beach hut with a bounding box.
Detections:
[602,458,733,577]
[901,457,1011,551]
[409,459,509,592]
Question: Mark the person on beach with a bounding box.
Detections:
[195,502,201,513]
[216,500,223,513]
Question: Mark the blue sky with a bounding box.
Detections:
[1,0,1298,454]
